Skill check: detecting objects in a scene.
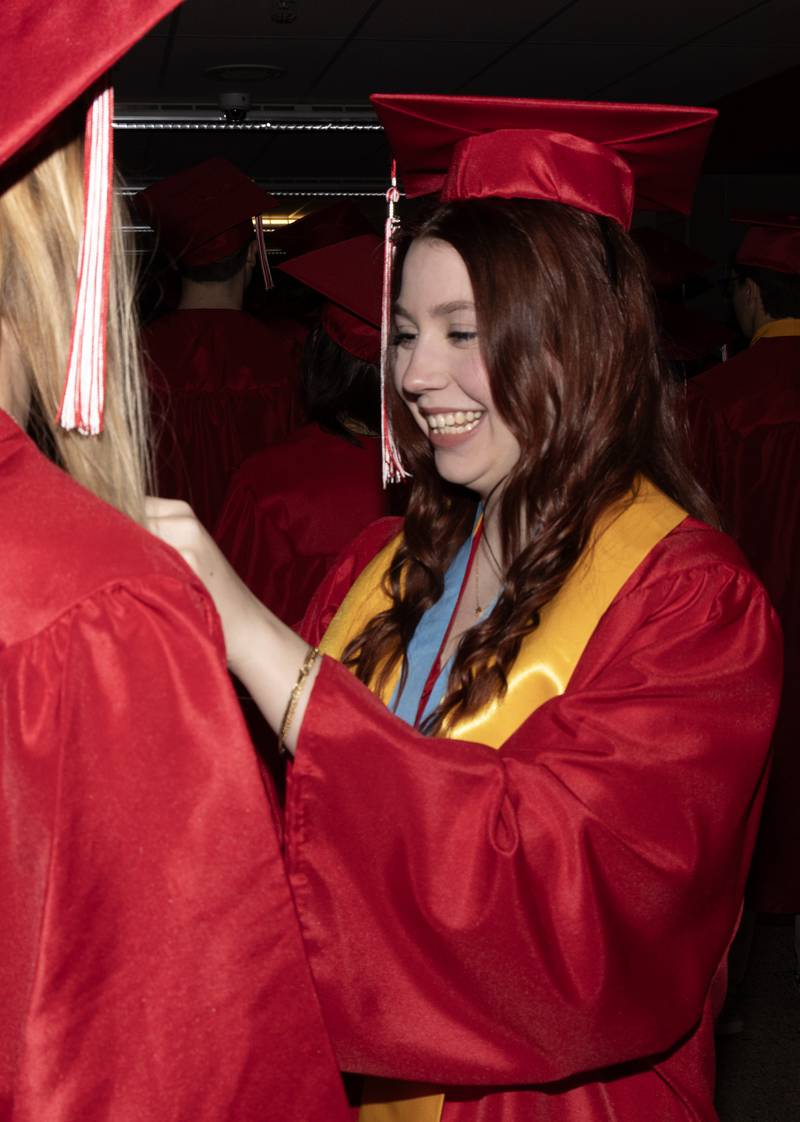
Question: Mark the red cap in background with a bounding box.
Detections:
[733,212,800,275]
[138,158,277,266]
[632,227,714,291]
[278,234,382,364]
[270,201,377,259]
[370,94,717,229]
[657,300,736,363]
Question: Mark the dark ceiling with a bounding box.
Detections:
[112,0,800,215]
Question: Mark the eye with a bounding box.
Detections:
[448,330,478,345]
[391,330,417,348]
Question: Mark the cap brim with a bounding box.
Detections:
[0,0,181,168]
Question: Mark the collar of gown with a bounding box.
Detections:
[751,317,800,344]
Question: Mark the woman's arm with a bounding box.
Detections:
[146,497,318,752]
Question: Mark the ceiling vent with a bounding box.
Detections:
[205,64,286,83]
[271,0,298,23]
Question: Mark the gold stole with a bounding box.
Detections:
[750,316,800,344]
[319,479,687,1122]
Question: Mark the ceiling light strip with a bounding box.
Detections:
[113,120,382,131]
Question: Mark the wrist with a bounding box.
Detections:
[224,586,270,678]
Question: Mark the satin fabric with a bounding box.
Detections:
[322,303,380,364]
[324,482,687,747]
[737,226,800,274]
[0,0,178,168]
[214,423,388,626]
[442,129,634,228]
[286,516,780,1121]
[689,327,800,912]
[0,409,349,1121]
[137,159,276,266]
[369,94,717,216]
[144,308,305,529]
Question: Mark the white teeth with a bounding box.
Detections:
[426,410,483,435]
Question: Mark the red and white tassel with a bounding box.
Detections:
[380,160,409,485]
[254,215,274,290]
[57,85,114,435]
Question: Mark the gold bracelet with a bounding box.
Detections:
[278,646,320,752]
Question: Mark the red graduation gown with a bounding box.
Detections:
[144,308,305,529]
[688,326,800,912]
[285,516,780,1121]
[0,409,348,1122]
[215,423,388,626]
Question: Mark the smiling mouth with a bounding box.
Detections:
[425,410,484,436]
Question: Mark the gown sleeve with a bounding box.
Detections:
[285,547,781,1087]
[7,575,348,1122]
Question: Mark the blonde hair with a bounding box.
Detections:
[0,130,151,521]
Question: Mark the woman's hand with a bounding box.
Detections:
[145,498,318,753]
[145,497,259,674]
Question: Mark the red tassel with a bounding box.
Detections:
[57,85,114,435]
[380,159,409,485]
[254,215,274,289]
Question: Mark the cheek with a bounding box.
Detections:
[456,352,494,406]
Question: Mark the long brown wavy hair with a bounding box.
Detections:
[343,198,717,734]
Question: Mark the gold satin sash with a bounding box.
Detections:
[750,316,800,344]
[320,479,687,1122]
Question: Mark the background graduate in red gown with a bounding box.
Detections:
[215,231,389,626]
[147,94,781,1122]
[139,158,304,528]
[0,3,349,1118]
[689,214,800,924]
[632,226,735,374]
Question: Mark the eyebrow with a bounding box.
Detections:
[394,300,475,319]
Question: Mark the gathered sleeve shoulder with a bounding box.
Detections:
[1,573,348,1122]
[300,516,403,646]
[285,534,781,1087]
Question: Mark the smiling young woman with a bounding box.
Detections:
[146,95,782,1122]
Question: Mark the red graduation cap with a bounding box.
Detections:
[0,0,182,435]
[270,201,376,259]
[657,300,735,363]
[370,94,717,230]
[733,211,800,275]
[632,227,714,292]
[278,234,383,364]
[138,158,277,267]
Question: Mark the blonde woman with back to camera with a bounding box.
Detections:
[0,2,350,1119]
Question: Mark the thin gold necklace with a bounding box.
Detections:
[474,530,502,617]
[474,541,483,617]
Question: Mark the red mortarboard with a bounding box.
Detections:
[0,0,179,169]
[370,94,717,230]
[657,300,735,363]
[138,158,277,266]
[632,227,714,292]
[733,211,800,275]
[270,201,376,259]
[278,234,383,364]
[1,0,182,436]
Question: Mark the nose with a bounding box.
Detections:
[396,336,449,400]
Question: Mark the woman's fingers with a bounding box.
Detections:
[144,495,259,671]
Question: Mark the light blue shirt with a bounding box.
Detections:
[390,510,492,729]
